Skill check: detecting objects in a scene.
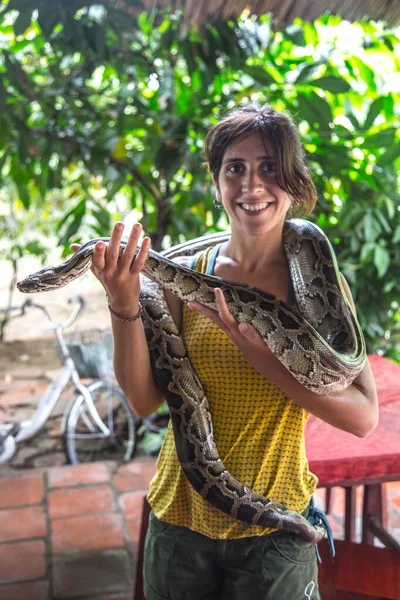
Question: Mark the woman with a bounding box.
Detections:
[82,104,378,599]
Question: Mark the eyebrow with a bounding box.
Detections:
[222,155,274,163]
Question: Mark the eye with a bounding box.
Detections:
[227,163,243,173]
[262,162,275,173]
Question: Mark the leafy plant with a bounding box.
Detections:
[0,1,399,357]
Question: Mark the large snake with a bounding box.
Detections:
[17,218,366,543]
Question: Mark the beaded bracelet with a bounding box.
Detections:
[108,303,141,323]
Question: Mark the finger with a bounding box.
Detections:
[214,288,237,326]
[105,222,124,268]
[70,244,81,253]
[131,236,150,273]
[238,322,269,349]
[92,240,107,270]
[120,223,142,268]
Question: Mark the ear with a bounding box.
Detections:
[212,174,221,200]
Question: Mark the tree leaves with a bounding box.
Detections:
[297,92,333,128]
[246,65,276,86]
[374,245,390,278]
[1,6,400,357]
[13,10,33,36]
[308,76,350,93]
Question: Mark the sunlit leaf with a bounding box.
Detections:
[374,245,390,278]
[308,76,350,93]
[363,98,383,130]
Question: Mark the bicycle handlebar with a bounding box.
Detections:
[0,296,86,330]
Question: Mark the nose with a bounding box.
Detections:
[242,168,264,195]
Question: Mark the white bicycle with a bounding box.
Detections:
[0,297,138,465]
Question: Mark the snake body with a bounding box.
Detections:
[17,219,366,543]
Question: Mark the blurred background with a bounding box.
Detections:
[0,0,399,358]
[0,3,400,600]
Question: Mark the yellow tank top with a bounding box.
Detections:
[147,245,318,539]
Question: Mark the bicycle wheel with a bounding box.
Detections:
[64,381,138,465]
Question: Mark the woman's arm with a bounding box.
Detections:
[111,313,166,418]
[72,223,189,419]
[111,253,191,418]
[188,276,378,438]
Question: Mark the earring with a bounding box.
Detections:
[213,194,223,209]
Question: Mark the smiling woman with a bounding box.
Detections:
[71,103,378,600]
[205,107,317,218]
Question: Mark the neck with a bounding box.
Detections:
[223,224,287,273]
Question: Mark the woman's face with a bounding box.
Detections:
[213,133,291,238]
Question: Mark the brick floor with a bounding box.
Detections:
[0,460,398,599]
[0,505,46,542]
[0,471,44,508]
[48,483,116,519]
[0,580,50,600]
[51,512,126,553]
[119,491,145,522]
[112,460,157,493]
[48,462,110,488]
[0,458,156,599]
[0,377,400,599]
[0,540,47,584]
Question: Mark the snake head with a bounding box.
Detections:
[17,269,64,293]
[17,276,49,293]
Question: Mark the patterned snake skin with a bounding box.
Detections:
[17,218,366,543]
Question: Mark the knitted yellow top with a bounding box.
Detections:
[147,245,318,539]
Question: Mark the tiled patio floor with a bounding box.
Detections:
[1,376,400,599]
[1,461,400,600]
[0,459,157,600]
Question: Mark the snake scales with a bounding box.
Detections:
[17,218,366,543]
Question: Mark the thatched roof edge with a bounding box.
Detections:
[133,0,400,27]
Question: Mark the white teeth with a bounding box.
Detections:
[241,203,270,212]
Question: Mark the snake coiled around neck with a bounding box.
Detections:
[17,219,366,542]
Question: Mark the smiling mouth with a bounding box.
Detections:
[238,202,273,213]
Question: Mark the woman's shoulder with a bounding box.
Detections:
[171,255,193,268]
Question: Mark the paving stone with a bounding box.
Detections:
[51,513,125,553]
[52,550,133,598]
[112,458,156,493]
[0,472,44,508]
[0,579,49,600]
[2,407,36,422]
[32,451,67,468]
[48,462,110,488]
[0,505,46,542]
[0,540,46,584]
[49,484,116,519]
[119,491,145,522]
[7,446,43,467]
[0,383,48,407]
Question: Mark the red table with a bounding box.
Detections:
[306,355,400,548]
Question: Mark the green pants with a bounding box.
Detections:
[143,511,321,600]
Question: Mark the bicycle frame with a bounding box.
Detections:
[0,298,111,464]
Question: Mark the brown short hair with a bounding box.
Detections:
[204,104,317,217]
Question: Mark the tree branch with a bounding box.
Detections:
[34,129,163,204]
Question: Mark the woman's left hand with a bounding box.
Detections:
[188,288,273,359]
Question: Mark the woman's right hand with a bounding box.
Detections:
[70,222,151,319]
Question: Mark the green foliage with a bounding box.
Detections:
[0,1,400,358]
